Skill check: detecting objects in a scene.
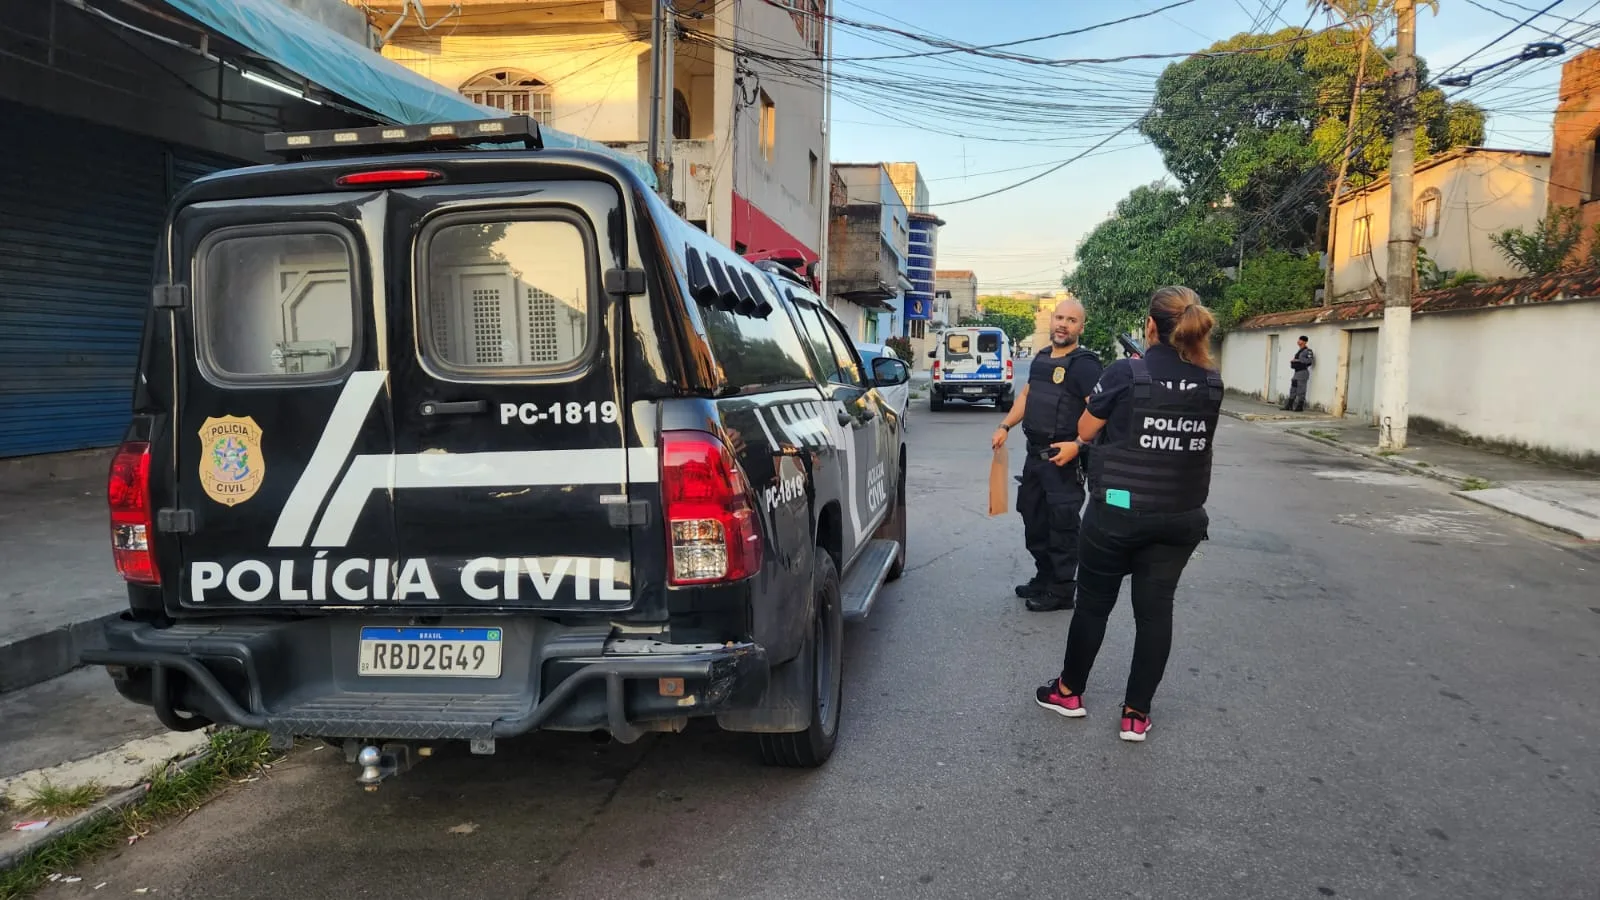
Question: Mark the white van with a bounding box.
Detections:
[928,326,1013,411]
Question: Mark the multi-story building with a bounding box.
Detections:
[827,163,910,342]
[934,270,979,325]
[1549,47,1600,259]
[1328,146,1549,301]
[881,162,941,360]
[358,0,829,268]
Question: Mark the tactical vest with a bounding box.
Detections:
[1022,347,1095,442]
[1088,358,1223,513]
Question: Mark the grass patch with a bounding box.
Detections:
[1308,429,1341,441]
[1460,476,1492,492]
[0,730,276,900]
[16,783,105,820]
[1377,449,1403,458]
[1414,461,1431,468]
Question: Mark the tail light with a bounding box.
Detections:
[931,360,941,381]
[661,431,762,585]
[109,441,159,585]
[1005,358,1014,381]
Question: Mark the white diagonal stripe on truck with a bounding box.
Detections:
[310,448,660,547]
[269,371,387,548]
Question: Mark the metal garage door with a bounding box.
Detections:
[1345,328,1380,425]
[0,100,240,458]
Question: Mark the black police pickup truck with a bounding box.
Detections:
[88,117,909,785]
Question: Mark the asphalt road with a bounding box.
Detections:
[38,405,1600,900]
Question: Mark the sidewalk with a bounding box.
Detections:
[0,451,125,694]
[1222,395,1600,541]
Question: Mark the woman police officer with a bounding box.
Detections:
[1030,286,1224,742]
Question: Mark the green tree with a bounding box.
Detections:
[958,310,1035,346]
[1140,23,1486,253]
[1219,250,1324,330]
[1065,183,1236,358]
[1490,207,1585,276]
[976,294,1041,321]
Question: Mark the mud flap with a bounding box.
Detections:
[715,634,814,734]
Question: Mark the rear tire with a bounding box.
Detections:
[758,550,843,768]
[998,395,1014,413]
[929,390,944,411]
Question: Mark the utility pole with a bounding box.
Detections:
[657,0,676,206]
[646,0,675,203]
[646,0,663,192]
[1376,0,1416,451]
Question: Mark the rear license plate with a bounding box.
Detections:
[358,627,503,678]
[963,387,985,394]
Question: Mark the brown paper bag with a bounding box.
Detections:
[988,446,1009,517]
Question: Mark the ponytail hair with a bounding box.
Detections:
[1149,286,1216,371]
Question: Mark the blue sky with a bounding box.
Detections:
[824,0,1585,293]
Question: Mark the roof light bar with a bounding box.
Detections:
[264,116,541,160]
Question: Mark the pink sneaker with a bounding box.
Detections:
[1035,680,1087,718]
[1120,709,1152,742]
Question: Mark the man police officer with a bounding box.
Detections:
[992,298,1103,612]
[1282,335,1314,411]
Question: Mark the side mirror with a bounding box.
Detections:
[927,349,937,359]
[872,357,910,387]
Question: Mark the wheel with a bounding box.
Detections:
[929,390,944,411]
[758,550,843,768]
[998,395,1014,413]
[883,459,907,582]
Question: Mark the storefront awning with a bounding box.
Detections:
[160,0,657,187]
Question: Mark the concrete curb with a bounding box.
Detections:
[0,737,214,873]
[1220,407,1337,424]
[1285,427,1598,541]
[1286,427,1478,489]
[0,613,119,695]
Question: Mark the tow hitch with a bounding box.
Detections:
[343,738,497,789]
[345,740,427,790]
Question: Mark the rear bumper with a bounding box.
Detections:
[935,382,1011,398]
[81,615,767,744]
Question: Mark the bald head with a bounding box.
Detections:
[1050,297,1086,351]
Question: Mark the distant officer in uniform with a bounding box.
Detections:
[991,298,1103,612]
[1032,286,1224,743]
[1282,335,1314,411]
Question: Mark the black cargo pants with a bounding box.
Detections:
[1017,443,1084,595]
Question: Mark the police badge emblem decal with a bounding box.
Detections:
[1052,366,1065,384]
[199,415,265,506]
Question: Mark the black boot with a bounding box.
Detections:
[1027,583,1075,612]
[1015,577,1046,599]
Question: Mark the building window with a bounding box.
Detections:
[809,151,819,202]
[1589,127,1600,201]
[909,319,925,339]
[672,89,691,140]
[759,91,776,163]
[1415,188,1441,238]
[1351,215,1372,257]
[461,70,552,125]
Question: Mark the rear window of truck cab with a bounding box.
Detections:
[419,213,595,376]
[194,227,358,382]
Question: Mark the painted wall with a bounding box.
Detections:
[1330,150,1550,299]
[1220,300,1600,458]
[380,0,824,257]
[724,0,826,257]
[383,34,650,142]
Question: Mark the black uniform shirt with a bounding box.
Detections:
[1022,346,1103,441]
[1088,344,1216,446]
